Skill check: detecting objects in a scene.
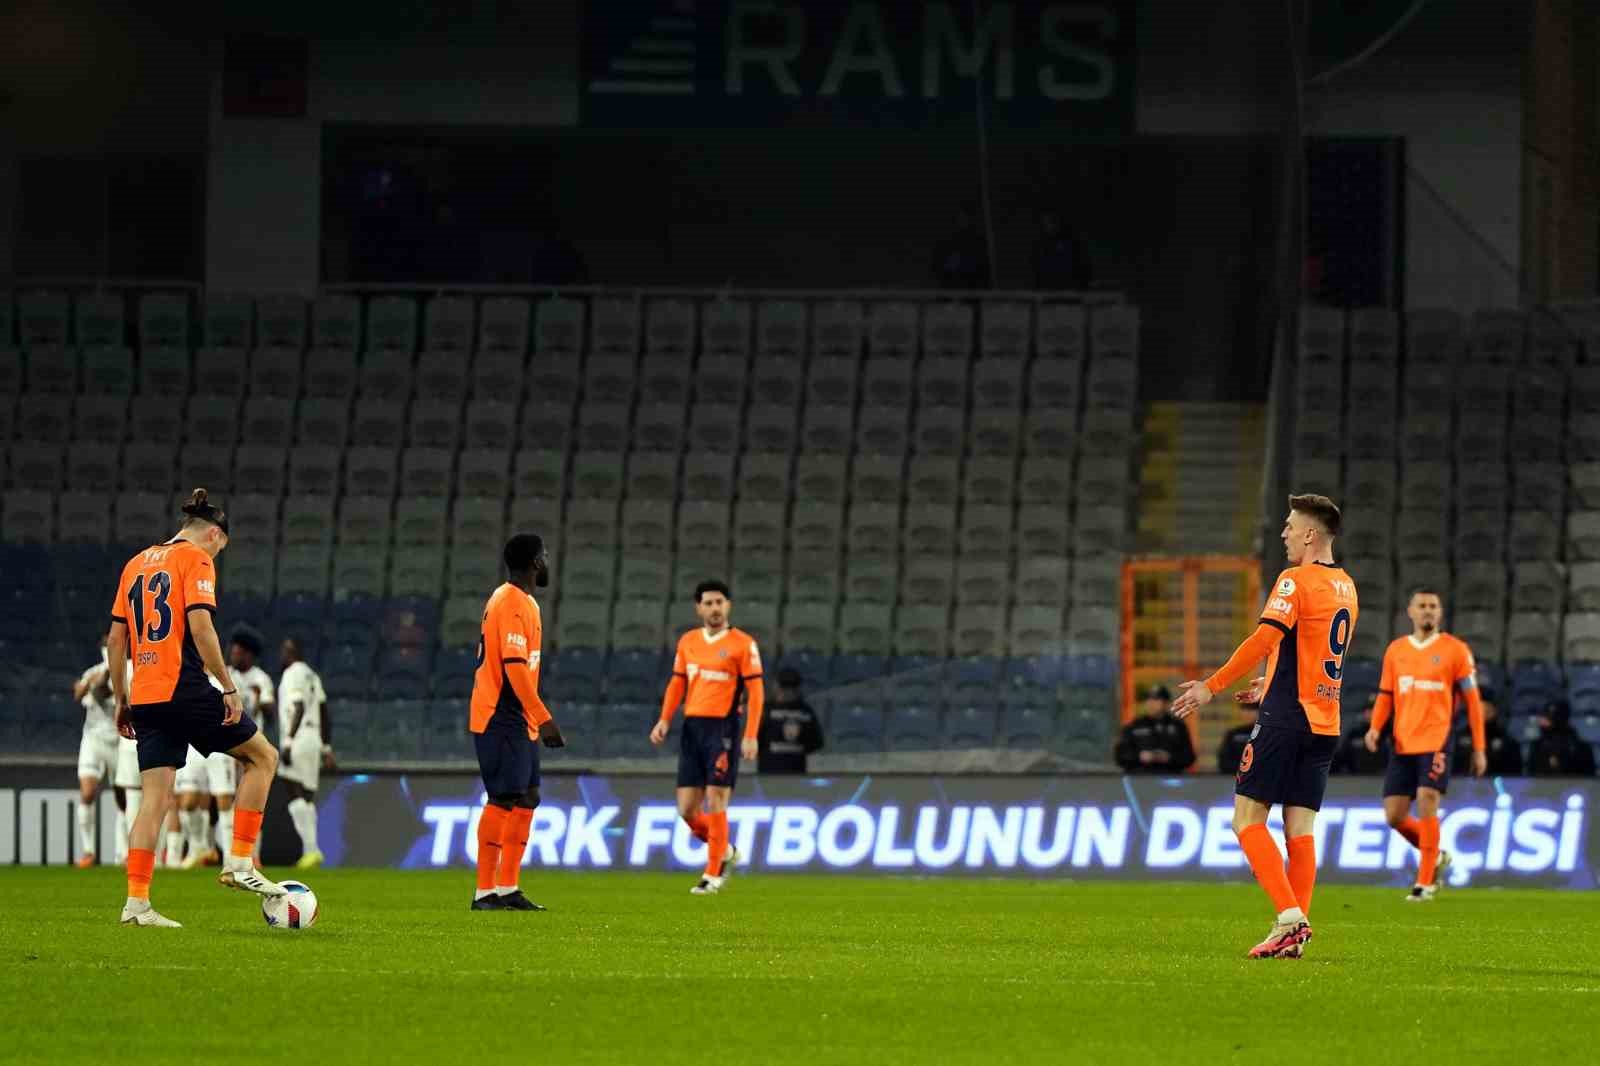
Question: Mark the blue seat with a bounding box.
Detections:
[890,655,945,702]
[1,546,51,592]
[51,544,112,591]
[887,707,941,751]
[367,701,425,759]
[376,646,431,700]
[548,647,606,702]
[1002,704,1061,748]
[1567,665,1600,713]
[776,649,832,688]
[949,656,1002,699]
[382,596,439,647]
[1475,661,1508,696]
[323,644,375,700]
[337,700,378,758]
[1065,655,1115,688]
[831,653,887,686]
[832,702,886,753]
[946,705,999,748]
[332,593,384,627]
[1511,662,1564,717]
[422,699,471,760]
[273,593,326,636]
[431,646,478,696]
[597,703,656,758]
[609,647,661,681]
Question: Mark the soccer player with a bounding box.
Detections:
[71,636,132,867]
[649,580,765,895]
[468,534,566,912]
[1363,587,1486,901]
[277,637,333,869]
[1172,495,1357,959]
[222,623,276,859]
[108,489,286,927]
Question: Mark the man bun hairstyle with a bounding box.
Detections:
[504,533,545,572]
[1288,493,1341,537]
[180,488,229,535]
[694,579,732,603]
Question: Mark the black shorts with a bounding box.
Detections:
[677,715,741,790]
[1383,751,1451,798]
[474,728,540,797]
[1234,724,1338,811]
[131,695,260,772]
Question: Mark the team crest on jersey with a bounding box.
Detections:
[1431,655,1440,666]
[1278,577,1296,595]
[718,649,728,660]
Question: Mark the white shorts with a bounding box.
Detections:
[173,748,235,795]
[77,730,120,782]
[278,732,323,793]
[115,737,141,789]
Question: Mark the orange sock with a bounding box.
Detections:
[705,812,729,878]
[229,808,263,859]
[1286,835,1316,916]
[1416,816,1440,886]
[476,804,508,892]
[127,848,155,900]
[1393,815,1422,848]
[1237,824,1300,915]
[497,807,535,888]
[684,813,710,843]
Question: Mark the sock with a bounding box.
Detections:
[684,813,710,843]
[476,804,508,893]
[216,807,234,855]
[299,801,319,854]
[164,829,184,866]
[1393,815,1422,849]
[127,848,155,901]
[229,808,263,860]
[1237,824,1300,917]
[496,807,535,892]
[185,809,210,857]
[705,811,729,878]
[1417,815,1441,886]
[1286,834,1317,916]
[78,802,97,857]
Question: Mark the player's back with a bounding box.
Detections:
[675,627,761,718]
[469,583,542,733]
[1257,562,1359,737]
[1382,632,1472,754]
[113,539,219,706]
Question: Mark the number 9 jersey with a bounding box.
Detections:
[1256,562,1360,737]
[109,540,220,706]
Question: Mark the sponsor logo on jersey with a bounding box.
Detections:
[196,579,214,594]
[505,632,528,649]
[1398,676,1447,694]
[1267,597,1292,614]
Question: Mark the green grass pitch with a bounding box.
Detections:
[3,867,1596,1065]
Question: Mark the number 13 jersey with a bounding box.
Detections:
[1256,562,1360,737]
[109,539,220,706]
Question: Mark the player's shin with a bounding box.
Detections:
[495,807,535,893]
[705,812,730,877]
[1237,824,1302,920]
[1286,835,1317,916]
[77,801,97,859]
[475,804,508,898]
[1416,816,1441,886]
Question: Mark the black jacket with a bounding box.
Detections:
[1217,724,1253,775]
[1115,713,1195,774]
[1332,722,1389,775]
[758,699,825,775]
[1529,727,1597,777]
[1452,720,1522,776]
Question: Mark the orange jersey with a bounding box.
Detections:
[469,583,551,736]
[662,627,765,735]
[1376,633,1477,754]
[1255,563,1360,736]
[109,540,220,705]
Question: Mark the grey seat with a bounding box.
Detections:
[785,551,842,606]
[338,497,391,546]
[632,402,685,453]
[1017,505,1070,556]
[1067,606,1120,654]
[1016,556,1070,608]
[399,448,453,497]
[529,357,581,406]
[1505,613,1558,663]
[1299,305,1343,361]
[968,410,1022,456]
[1456,418,1508,467]
[781,602,837,655]
[981,303,1032,360]
[1565,613,1600,662]
[1401,364,1453,412]
[1510,561,1565,613]
[121,443,176,491]
[394,497,449,546]
[922,302,973,358]
[701,299,751,357]
[733,502,786,551]
[906,456,960,504]
[555,599,611,650]
[1072,555,1121,606]
[471,354,524,402]
[578,402,630,451]
[917,356,969,408]
[838,603,894,655]
[364,296,417,356]
[1400,413,1452,461]
[1469,309,1525,364]
[744,407,797,454]
[1400,460,1451,499]
[620,499,674,551]
[589,297,641,357]
[357,353,414,400]
[584,355,637,405]
[732,551,785,605]
[737,454,790,501]
[343,447,397,498]
[1571,463,1600,510]
[1513,367,1565,420]
[963,457,1016,504]
[350,399,403,447]
[792,500,844,557]
[971,359,1024,413]
[951,606,1006,657]
[571,452,625,498]
[1454,561,1508,614]
[234,444,288,496]
[1034,304,1084,362]
[802,405,855,454]
[1509,418,1562,463]
[1452,610,1505,664]
[519,402,575,455]
[1570,512,1600,561]
[1453,511,1505,566]
[451,498,505,551]
[900,557,954,606]
[282,496,335,547]
[65,443,117,492]
[619,554,671,601]
[137,345,191,397]
[277,544,332,597]
[749,357,803,407]
[1010,606,1065,657]
[645,298,695,357]
[421,295,472,353]
[805,356,858,408]
[628,452,680,500]
[796,454,849,502]
[1394,510,1447,560]
[454,448,509,500]
[1343,463,1398,515]
[74,395,128,445]
[1,490,51,542]
[531,298,581,358]
[1018,456,1072,503]
[302,348,357,400]
[689,402,743,453]
[856,409,910,455]
[561,551,616,600]
[201,293,252,349]
[311,294,360,350]
[955,558,1008,606]
[845,556,898,604]
[611,600,667,650]
[1570,417,1600,462]
[415,352,469,403]
[695,355,748,406]
[895,606,951,657]
[850,454,905,503]
[1086,357,1138,411]
[914,407,966,456]
[1571,562,1600,611]
[1081,409,1135,459]
[1345,415,1397,461]
[511,448,565,500]
[861,358,913,407]
[1510,511,1562,561]
[846,502,901,556]
[565,499,621,550]
[1029,361,1081,411]
[1403,308,1461,363]
[178,443,233,493]
[250,347,302,399]
[961,504,1013,560]
[1345,366,1397,423]
[904,504,957,555]
[1072,505,1124,556]
[678,500,731,550]
[1076,456,1129,504]
[81,345,134,395]
[194,348,247,397]
[757,300,808,358]
[866,301,917,359]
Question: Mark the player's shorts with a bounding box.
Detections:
[130,694,259,774]
[1383,750,1451,798]
[677,714,741,790]
[77,729,119,782]
[1234,724,1338,811]
[115,737,141,789]
[278,731,324,792]
[473,728,540,798]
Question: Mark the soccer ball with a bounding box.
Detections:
[262,880,319,930]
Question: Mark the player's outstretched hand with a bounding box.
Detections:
[221,690,244,726]
[649,719,669,746]
[116,699,135,740]
[1234,677,1266,707]
[740,737,758,762]
[1472,750,1488,778]
[1170,680,1213,720]
[538,719,566,749]
[1363,728,1381,753]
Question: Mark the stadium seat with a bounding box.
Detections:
[233,444,287,496]
[803,404,855,454]
[590,297,641,356]
[137,291,189,348]
[1087,357,1138,411]
[914,407,967,456]
[242,397,293,447]
[413,352,468,403]
[569,452,623,499]
[611,599,667,650]
[744,407,797,454]
[410,400,462,450]
[829,702,885,753]
[1394,510,1447,560]
[455,449,510,500]
[295,397,348,448]
[388,545,445,598]
[951,606,1005,658]
[971,358,1024,411]
[749,356,803,407]
[25,345,79,394]
[1067,606,1119,654]
[779,602,835,655]
[1016,505,1069,557]
[20,396,71,443]
[1469,309,1525,363]
[1035,304,1085,362]
[177,441,233,493]
[792,500,844,557]
[806,300,860,359]
[337,496,391,547]
[845,555,898,604]
[690,402,743,453]
[417,295,470,353]
[512,448,566,500]
[471,354,524,403]
[906,456,960,505]
[677,500,730,550]
[1570,512,1600,561]
[393,497,447,545]
[17,290,69,346]
[1,491,51,543]
[786,551,842,606]
[276,545,331,597]
[618,554,671,602]
[80,345,134,395]
[343,447,398,498]
[450,498,504,550]
[564,498,620,550]
[1510,463,1564,513]
[923,303,973,358]
[286,445,338,496]
[1569,563,1600,611]
[350,399,403,447]
[886,703,940,751]
[631,402,685,453]
[963,409,1018,456]
[1455,561,1508,614]
[849,454,903,503]
[946,706,1000,749]
[1009,607,1064,657]
[862,359,913,407]
[837,604,892,655]
[480,294,531,352]
[1028,361,1081,411]
[530,298,579,357]
[1506,613,1559,664]
[72,291,123,347]
[311,294,360,350]
[797,454,849,502]
[695,355,748,406]
[917,356,969,408]
[445,546,499,596]
[960,504,1013,559]
[701,299,752,357]
[676,453,730,501]
[981,302,1032,360]
[1508,511,1561,561]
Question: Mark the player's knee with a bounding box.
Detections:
[1384,807,1408,828]
[519,786,540,810]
